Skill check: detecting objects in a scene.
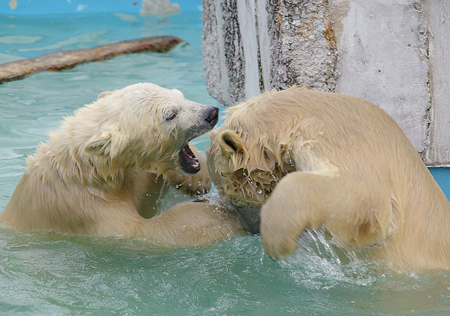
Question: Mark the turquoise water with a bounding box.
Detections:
[0,10,449,316]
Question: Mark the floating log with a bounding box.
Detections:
[0,36,183,84]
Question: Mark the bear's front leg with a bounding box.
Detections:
[260,171,393,260]
[136,201,246,246]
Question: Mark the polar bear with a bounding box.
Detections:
[0,82,243,246]
[207,86,450,271]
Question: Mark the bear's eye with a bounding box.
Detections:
[164,110,177,121]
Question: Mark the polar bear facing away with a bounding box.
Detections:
[207,86,450,271]
[0,83,245,246]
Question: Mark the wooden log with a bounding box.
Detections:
[0,36,183,84]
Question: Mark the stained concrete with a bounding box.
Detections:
[202,0,450,166]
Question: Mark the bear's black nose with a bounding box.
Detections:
[204,106,219,125]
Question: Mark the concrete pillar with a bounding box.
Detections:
[202,0,450,166]
[423,0,450,166]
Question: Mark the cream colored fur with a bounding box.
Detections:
[207,87,450,272]
[0,83,240,247]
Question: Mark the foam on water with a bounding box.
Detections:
[0,10,449,316]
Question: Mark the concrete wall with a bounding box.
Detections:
[202,0,450,166]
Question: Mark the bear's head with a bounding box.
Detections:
[207,90,299,234]
[76,83,218,179]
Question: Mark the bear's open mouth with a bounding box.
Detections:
[180,144,200,174]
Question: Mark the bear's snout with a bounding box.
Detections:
[203,106,219,125]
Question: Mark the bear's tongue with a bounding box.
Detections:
[180,144,200,174]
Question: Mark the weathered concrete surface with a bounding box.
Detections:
[423,0,450,166]
[202,0,245,105]
[202,0,450,166]
[334,0,430,155]
[276,0,343,92]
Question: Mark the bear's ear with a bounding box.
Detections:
[218,130,246,157]
[84,132,112,156]
[97,91,113,100]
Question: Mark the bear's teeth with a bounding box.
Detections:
[183,144,196,161]
[186,146,198,163]
[180,144,200,173]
